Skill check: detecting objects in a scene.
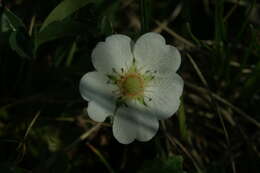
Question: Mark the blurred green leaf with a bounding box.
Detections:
[243,62,260,98]
[50,152,71,172]
[40,0,95,31]
[9,30,33,59]
[0,107,8,119]
[138,155,187,173]
[98,1,120,35]
[0,31,10,49]
[52,43,71,67]
[178,100,189,142]
[0,6,25,32]
[65,40,77,67]
[87,143,115,173]
[140,0,151,34]
[0,163,29,173]
[100,16,113,35]
[36,19,88,47]
[206,162,226,173]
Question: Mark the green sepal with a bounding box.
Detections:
[107,74,118,82]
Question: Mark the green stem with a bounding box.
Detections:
[140,0,150,34]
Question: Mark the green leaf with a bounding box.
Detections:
[138,155,187,173]
[40,0,95,31]
[9,30,33,59]
[36,19,89,47]
[0,6,25,32]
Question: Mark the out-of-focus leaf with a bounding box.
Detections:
[9,30,33,59]
[243,62,260,98]
[206,161,226,173]
[65,40,77,67]
[36,20,88,47]
[0,6,25,32]
[1,14,12,32]
[0,32,10,48]
[178,100,190,141]
[53,44,71,67]
[100,16,113,35]
[98,1,120,35]
[51,152,71,172]
[33,152,70,173]
[0,163,29,173]
[138,155,187,173]
[40,0,95,31]
[43,131,61,152]
[0,107,8,119]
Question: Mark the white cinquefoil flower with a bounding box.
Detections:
[80,32,183,144]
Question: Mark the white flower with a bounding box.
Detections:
[79,32,183,144]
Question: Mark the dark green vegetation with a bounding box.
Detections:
[0,0,259,172]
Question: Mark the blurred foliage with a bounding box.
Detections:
[138,155,186,173]
[0,0,260,172]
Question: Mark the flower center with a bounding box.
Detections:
[106,59,156,105]
[119,73,144,97]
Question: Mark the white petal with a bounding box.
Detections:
[79,72,117,122]
[92,34,133,74]
[133,32,181,75]
[135,107,159,142]
[112,101,159,144]
[87,101,111,122]
[112,108,136,144]
[145,73,184,120]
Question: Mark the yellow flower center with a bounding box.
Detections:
[118,73,144,98]
[106,59,155,105]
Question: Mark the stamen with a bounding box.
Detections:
[108,62,155,108]
[112,68,117,73]
[107,74,118,81]
[144,95,152,101]
[133,58,136,64]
